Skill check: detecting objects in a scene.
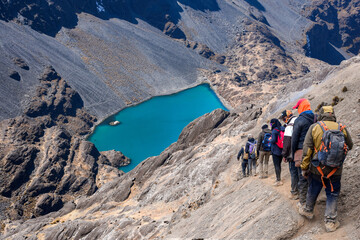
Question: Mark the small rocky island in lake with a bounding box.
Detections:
[109,120,120,126]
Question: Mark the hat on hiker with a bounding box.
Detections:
[270,118,281,129]
[319,106,334,114]
[293,99,311,114]
[318,106,336,121]
[279,110,293,123]
[262,124,268,129]
[280,110,292,118]
[292,99,305,109]
[248,134,253,139]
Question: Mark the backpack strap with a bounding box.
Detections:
[316,166,338,192]
[314,121,328,154]
[318,121,328,132]
[338,123,349,155]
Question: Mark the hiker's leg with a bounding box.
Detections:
[242,161,247,177]
[289,161,299,195]
[259,151,265,176]
[279,156,282,180]
[305,174,323,212]
[264,152,270,175]
[252,158,257,175]
[324,176,341,223]
[298,167,309,205]
[272,154,281,181]
[248,158,253,175]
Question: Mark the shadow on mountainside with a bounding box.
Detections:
[0,0,219,38]
[244,0,265,12]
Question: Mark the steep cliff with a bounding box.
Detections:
[302,0,360,64]
[0,66,127,221]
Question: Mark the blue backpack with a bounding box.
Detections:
[262,133,271,151]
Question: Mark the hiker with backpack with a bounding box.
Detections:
[280,110,299,199]
[270,118,285,186]
[237,145,249,178]
[245,134,257,176]
[257,124,272,179]
[291,98,316,210]
[298,106,353,232]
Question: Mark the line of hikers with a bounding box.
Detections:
[237,98,353,232]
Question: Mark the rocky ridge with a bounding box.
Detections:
[204,20,312,110]
[302,0,360,64]
[0,66,128,221]
[2,56,359,239]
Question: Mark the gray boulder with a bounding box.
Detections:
[101,150,131,168]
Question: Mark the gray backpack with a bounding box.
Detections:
[316,121,348,167]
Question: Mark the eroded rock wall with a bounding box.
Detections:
[0,66,125,220]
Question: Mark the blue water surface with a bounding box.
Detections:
[88,84,228,172]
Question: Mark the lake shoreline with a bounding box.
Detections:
[86,79,232,139]
[87,83,229,172]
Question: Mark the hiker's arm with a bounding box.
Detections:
[344,127,354,150]
[256,133,262,152]
[291,120,301,155]
[237,148,243,160]
[282,135,291,158]
[245,142,249,153]
[301,125,314,171]
[270,130,277,144]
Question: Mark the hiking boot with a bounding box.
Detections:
[289,194,299,200]
[325,220,340,232]
[298,206,314,220]
[273,181,283,186]
[296,202,304,211]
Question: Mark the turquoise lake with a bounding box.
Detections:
[88,84,228,172]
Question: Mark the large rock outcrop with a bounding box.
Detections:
[0,0,218,39]
[302,0,360,64]
[0,66,124,220]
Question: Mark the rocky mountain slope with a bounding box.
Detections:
[2,55,359,239]
[0,0,360,239]
[1,0,359,122]
[0,66,128,221]
[303,0,360,63]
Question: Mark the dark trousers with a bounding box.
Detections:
[305,174,341,222]
[297,167,309,205]
[272,154,282,181]
[248,157,257,175]
[242,160,249,177]
[289,161,299,195]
